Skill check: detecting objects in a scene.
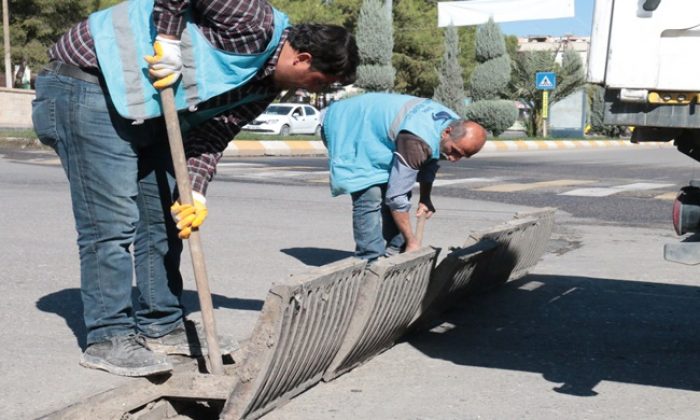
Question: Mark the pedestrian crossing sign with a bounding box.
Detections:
[535,72,557,90]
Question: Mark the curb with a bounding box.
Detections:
[223,139,673,157]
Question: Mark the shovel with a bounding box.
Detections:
[160,87,224,375]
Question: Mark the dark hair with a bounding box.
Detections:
[287,23,359,85]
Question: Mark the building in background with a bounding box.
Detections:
[518,35,590,65]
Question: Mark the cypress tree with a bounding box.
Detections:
[355,0,395,91]
[433,24,465,116]
[465,18,517,137]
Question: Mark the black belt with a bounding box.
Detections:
[43,61,100,84]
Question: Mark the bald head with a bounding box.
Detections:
[439,120,487,162]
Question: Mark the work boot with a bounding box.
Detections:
[80,334,173,377]
[144,320,239,357]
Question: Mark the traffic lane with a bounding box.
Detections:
[218,146,698,180]
[217,148,694,229]
[9,147,690,229]
[438,147,693,229]
[217,147,697,186]
[441,187,676,229]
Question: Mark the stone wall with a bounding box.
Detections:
[0,88,35,129]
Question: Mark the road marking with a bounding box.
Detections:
[217,163,266,167]
[247,165,320,171]
[430,177,509,187]
[309,177,329,184]
[218,164,320,171]
[476,179,595,192]
[654,191,678,200]
[560,182,676,197]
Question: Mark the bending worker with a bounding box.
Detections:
[32,0,358,378]
[323,93,487,261]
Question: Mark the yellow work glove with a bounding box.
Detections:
[144,35,182,89]
[170,191,208,239]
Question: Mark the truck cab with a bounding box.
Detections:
[587,0,700,264]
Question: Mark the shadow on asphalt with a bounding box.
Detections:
[280,247,354,266]
[409,274,700,396]
[36,288,264,349]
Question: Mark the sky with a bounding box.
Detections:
[499,0,594,37]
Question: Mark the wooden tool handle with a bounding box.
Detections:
[161,87,224,375]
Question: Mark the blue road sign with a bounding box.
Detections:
[535,72,557,90]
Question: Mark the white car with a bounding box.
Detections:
[243,103,322,136]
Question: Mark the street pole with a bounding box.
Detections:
[2,0,10,88]
[542,90,549,138]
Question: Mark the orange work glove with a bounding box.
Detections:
[170,192,208,239]
[144,35,182,89]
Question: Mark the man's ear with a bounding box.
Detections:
[295,52,313,66]
[441,126,452,141]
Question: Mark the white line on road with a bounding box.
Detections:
[476,179,594,193]
[559,182,676,197]
[428,177,509,187]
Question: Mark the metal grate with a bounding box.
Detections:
[464,208,556,293]
[221,258,367,420]
[509,208,556,279]
[323,248,438,381]
[412,241,496,329]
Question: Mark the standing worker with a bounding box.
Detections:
[322,93,487,261]
[31,0,358,377]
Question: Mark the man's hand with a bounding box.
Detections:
[416,201,435,219]
[170,192,208,239]
[144,35,182,89]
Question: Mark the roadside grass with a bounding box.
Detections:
[0,129,44,149]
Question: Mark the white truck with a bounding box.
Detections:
[587,0,700,264]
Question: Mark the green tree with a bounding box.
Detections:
[510,47,585,136]
[1,0,478,95]
[1,0,120,86]
[269,0,359,27]
[587,84,625,137]
[465,18,517,137]
[433,24,464,115]
[355,0,394,91]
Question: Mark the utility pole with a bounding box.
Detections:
[2,0,10,88]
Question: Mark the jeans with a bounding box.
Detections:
[351,184,405,261]
[32,70,184,345]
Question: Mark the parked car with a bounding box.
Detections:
[242,103,322,136]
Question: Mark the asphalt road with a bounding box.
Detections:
[213,146,699,228]
[2,144,699,419]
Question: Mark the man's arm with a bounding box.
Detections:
[183,95,275,194]
[417,159,438,218]
[385,131,436,253]
[154,0,189,38]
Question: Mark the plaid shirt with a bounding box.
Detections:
[48,0,283,194]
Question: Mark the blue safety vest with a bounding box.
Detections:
[89,0,289,128]
[323,93,458,196]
